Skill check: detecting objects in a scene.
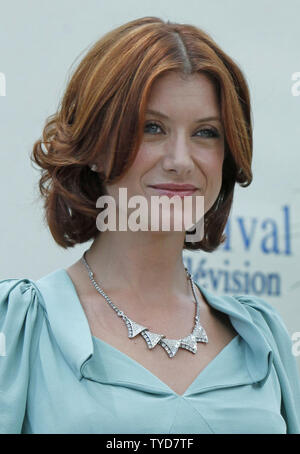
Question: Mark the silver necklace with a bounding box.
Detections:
[80,251,208,358]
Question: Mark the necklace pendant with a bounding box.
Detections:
[140,330,165,349]
[193,323,208,343]
[124,316,148,338]
[159,338,181,358]
[180,334,198,353]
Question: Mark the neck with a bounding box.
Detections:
[83,229,193,310]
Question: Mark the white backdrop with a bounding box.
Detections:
[0,0,299,370]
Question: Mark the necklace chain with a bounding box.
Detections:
[80,250,208,358]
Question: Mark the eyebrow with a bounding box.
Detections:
[146,109,222,123]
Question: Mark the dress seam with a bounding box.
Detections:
[168,398,183,433]
[168,397,215,434]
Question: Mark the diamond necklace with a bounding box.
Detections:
[80,251,208,358]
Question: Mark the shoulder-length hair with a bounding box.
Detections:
[31,16,252,252]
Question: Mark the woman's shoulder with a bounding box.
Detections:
[232,293,300,429]
[0,274,53,433]
[0,276,49,357]
[0,266,70,320]
[199,284,288,337]
[201,287,296,369]
[231,293,299,381]
[0,276,45,310]
[0,268,69,352]
[233,293,280,314]
[0,267,68,306]
[224,292,296,356]
[0,267,71,365]
[0,275,47,313]
[232,293,290,337]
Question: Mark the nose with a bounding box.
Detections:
[161,135,195,176]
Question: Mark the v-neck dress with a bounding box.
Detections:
[0,268,300,434]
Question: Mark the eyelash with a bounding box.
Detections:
[144,122,221,138]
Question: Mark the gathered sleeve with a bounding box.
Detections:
[235,294,300,434]
[0,278,45,434]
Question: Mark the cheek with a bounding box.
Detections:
[200,150,224,180]
[211,146,224,176]
[214,158,224,181]
[200,151,224,201]
[124,147,157,186]
[212,161,224,193]
[131,144,155,168]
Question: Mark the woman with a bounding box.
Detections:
[0,16,299,434]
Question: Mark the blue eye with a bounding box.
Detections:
[144,122,163,134]
[144,122,220,138]
[195,128,220,138]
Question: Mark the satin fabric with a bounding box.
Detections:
[0,268,299,434]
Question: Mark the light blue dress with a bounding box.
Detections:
[0,268,300,434]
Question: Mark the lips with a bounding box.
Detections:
[148,184,198,198]
[149,183,198,190]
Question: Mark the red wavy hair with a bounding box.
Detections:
[30,16,252,251]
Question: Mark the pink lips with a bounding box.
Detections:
[148,183,198,198]
[149,183,197,190]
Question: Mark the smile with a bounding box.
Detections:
[148,187,198,198]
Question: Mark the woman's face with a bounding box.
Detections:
[105,71,225,233]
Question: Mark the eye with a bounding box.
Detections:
[144,122,221,138]
[195,128,220,138]
[144,122,163,135]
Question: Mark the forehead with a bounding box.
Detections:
[146,71,219,113]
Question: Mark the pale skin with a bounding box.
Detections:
[66,71,238,396]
